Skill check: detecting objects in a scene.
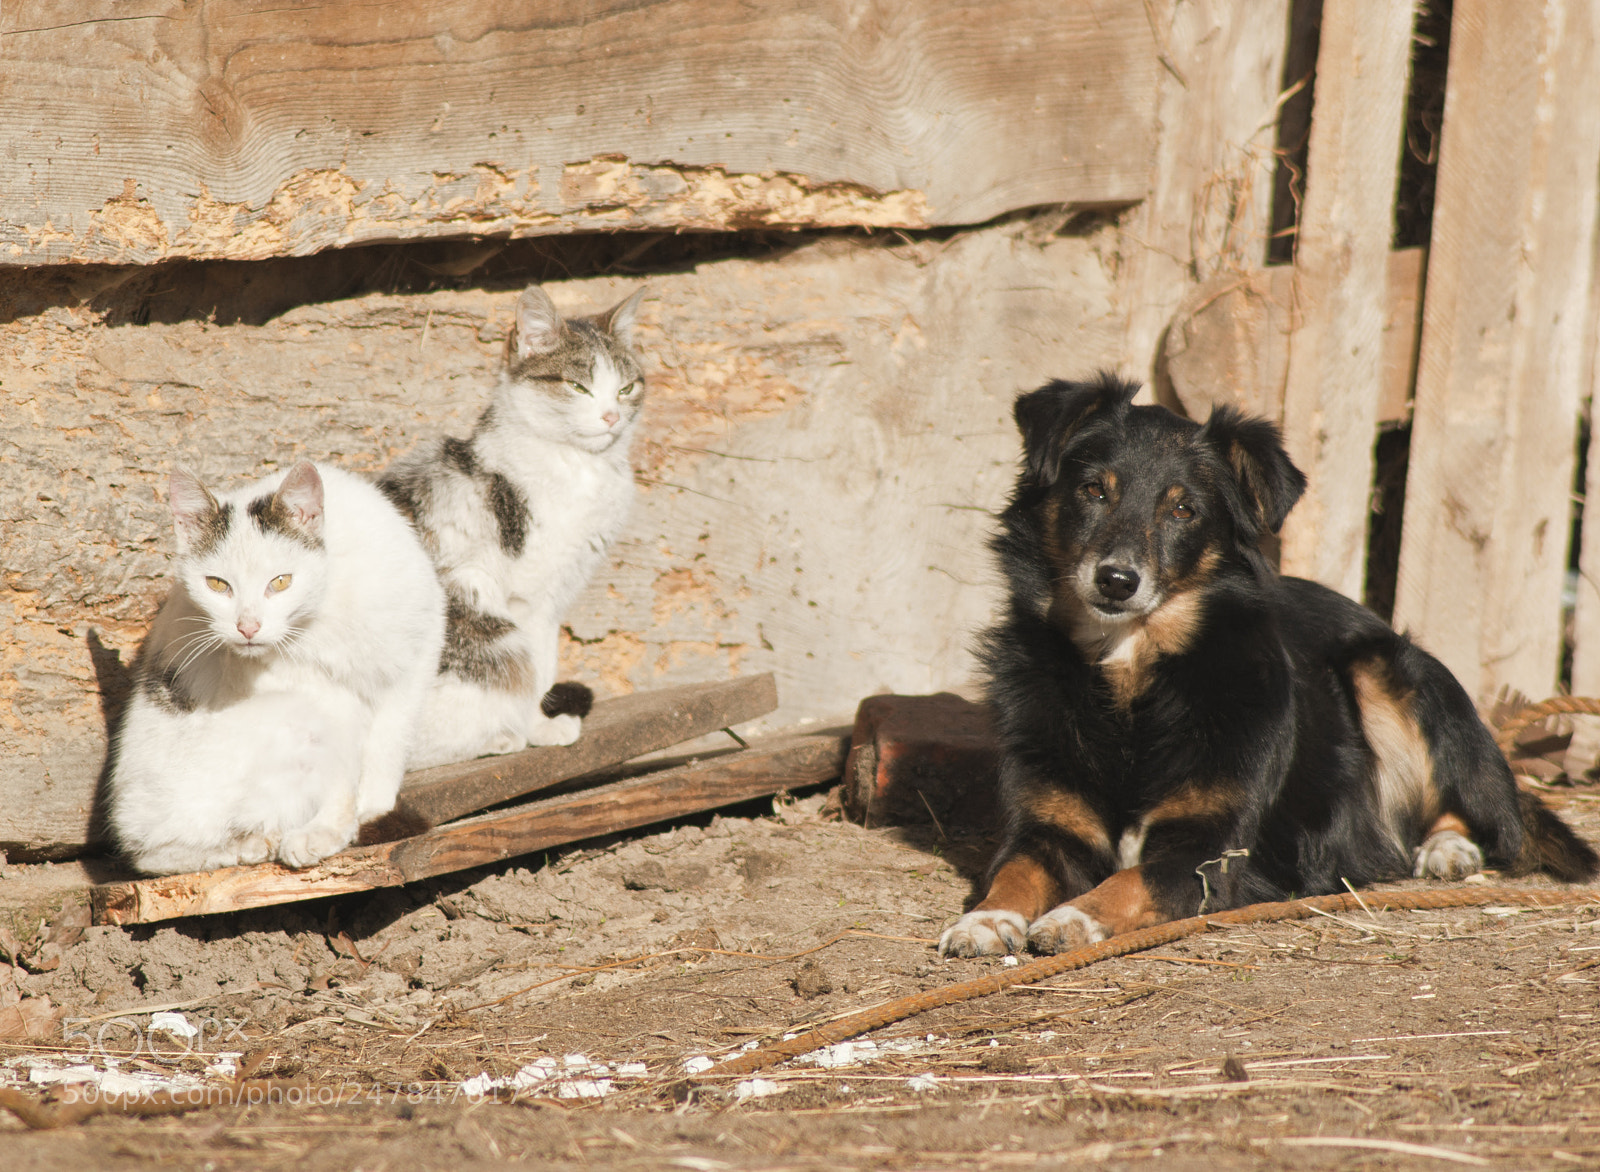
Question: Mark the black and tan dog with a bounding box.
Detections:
[940,374,1597,958]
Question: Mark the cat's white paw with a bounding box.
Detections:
[234,833,275,866]
[525,712,582,747]
[277,822,355,869]
[1413,829,1483,879]
[938,910,1028,958]
[1027,905,1110,954]
[484,730,526,756]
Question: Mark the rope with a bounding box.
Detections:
[1494,695,1600,754]
[714,886,1597,1078]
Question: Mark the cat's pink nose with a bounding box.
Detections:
[237,618,261,640]
[602,410,620,427]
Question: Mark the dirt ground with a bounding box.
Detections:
[4,783,1600,1171]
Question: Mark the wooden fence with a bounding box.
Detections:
[1166,0,1600,741]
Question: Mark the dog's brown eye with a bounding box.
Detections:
[1083,481,1107,500]
[1172,503,1194,519]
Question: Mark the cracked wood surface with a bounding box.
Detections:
[0,0,1157,265]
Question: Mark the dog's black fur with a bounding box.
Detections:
[940,374,1597,958]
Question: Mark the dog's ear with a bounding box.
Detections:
[1198,407,1307,534]
[1013,373,1139,485]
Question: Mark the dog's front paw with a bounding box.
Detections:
[1413,829,1483,879]
[1027,904,1110,954]
[938,910,1028,958]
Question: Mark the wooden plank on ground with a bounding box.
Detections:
[90,727,850,926]
[1392,0,1600,703]
[1121,0,1292,389]
[0,0,1157,265]
[382,673,777,833]
[1276,0,1417,598]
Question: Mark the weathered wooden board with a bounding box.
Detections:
[1120,0,1292,388]
[1392,0,1600,702]
[1,216,1124,860]
[0,0,1158,266]
[1160,249,1425,428]
[386,674,776,832]
[91,727,850,925]
[1276,0,1417,597]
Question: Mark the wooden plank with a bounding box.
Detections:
[1121,0,1293,388]
[1277,0,1417,598]
[90,727,850,925]
[0,0,1158,266]
[1392,0,1600,702]
[1161,249,1425,429]
[383,673,777,832]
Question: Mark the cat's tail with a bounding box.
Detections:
[541,681,595,719]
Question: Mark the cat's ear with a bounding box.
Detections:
[596,286,646,348]
[512,285,564,359]
[273,461,326,539]
[168,466,223,553]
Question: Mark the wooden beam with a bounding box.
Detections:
[381,673,777,833]
[1277,0,1417,599]
[0,1,1158,265]
[90,727,849,926]
[1393,0,1600,702]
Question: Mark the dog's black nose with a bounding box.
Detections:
[1095,565,1140,602]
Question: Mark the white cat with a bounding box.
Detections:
[379,284,647,768]
[108,461,446,874]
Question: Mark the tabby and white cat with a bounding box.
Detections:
[379,284,647,768]
[109,461,446,875]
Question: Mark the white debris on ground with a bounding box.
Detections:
[0,1011,243,1099]
[457,1054,650,1101]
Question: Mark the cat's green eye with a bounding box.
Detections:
[619,380,639,398]
[268,574,293,593]
[567,381,592,396]
[204,576,230,594]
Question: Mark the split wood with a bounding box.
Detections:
[713,886,1599,1077]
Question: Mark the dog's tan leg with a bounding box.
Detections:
[938,856,1062,957]
[1027,867,1165,953]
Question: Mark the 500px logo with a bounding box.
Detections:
[61,1013,249,1059]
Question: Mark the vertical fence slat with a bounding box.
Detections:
[1120,0,1292,389]
[1277,0,1417,598]
[1392,0,1600,704]
[1565,117,1600,771]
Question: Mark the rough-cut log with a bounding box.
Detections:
[0,0,1158,266]
[844,692,1000,835]
[382,674,777,833]
[1393,0,1600,703]
[90,727,849,925]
